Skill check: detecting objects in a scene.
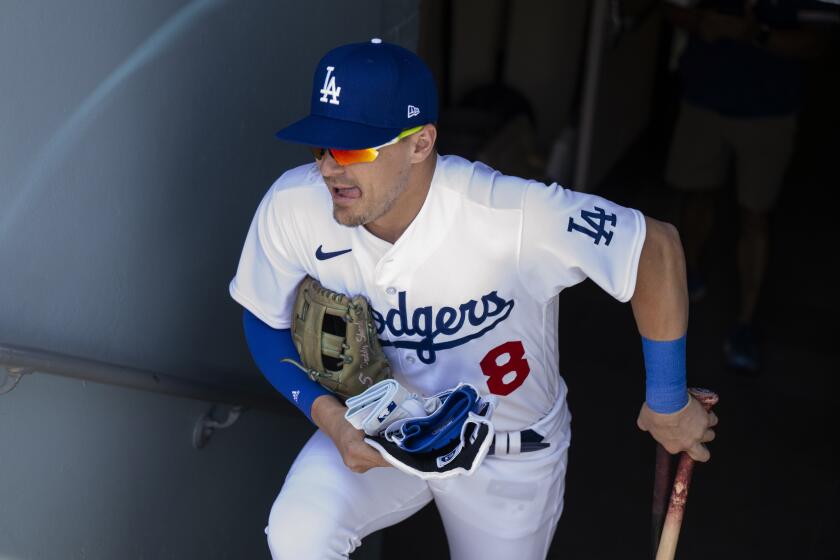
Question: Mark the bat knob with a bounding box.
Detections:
[688,387,719,410]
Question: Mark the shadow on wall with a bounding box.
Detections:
[0,0,408,389]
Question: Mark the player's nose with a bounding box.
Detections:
[318,151,344,177]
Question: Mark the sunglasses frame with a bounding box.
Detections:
[310,125,425,166]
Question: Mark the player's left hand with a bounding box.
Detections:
[636,396,718,462]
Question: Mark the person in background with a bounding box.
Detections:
[662,0,832,373]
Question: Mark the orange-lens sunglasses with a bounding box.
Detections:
[310,125,424,166]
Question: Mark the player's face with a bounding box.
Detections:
[316,134,422,229]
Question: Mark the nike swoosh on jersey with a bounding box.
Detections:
[315,245,352,260]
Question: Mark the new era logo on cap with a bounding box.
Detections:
[407,105,420,118]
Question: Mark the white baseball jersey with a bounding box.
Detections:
[230,154,646,432]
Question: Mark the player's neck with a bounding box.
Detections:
[364,154,436,244]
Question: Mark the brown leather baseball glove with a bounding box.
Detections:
[283,276,392,399]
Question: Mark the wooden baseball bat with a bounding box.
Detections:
[651,441,673,558]
[655,388,718,560]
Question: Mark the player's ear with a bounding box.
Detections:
[408,124,437,164]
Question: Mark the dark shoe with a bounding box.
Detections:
[687,269,707,303]
[724,324,761,374]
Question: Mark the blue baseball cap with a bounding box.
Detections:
[275,38,438,150]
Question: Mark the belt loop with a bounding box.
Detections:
[493,434,504,456]
[508,430,521,454]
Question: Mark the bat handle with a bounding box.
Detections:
[655,388,718,560]
[651,442,672,557]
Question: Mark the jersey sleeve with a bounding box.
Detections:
[229,185,306,329]
[518,182,647,303]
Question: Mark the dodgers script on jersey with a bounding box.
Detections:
[230,154,646,432]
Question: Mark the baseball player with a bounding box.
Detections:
[229,39,717,560]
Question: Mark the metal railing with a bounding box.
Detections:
[0,342,293,447]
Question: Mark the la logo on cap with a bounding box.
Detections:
[320,66,341,105]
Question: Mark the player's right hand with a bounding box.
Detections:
[332,418,392,473]
[312,394,392,473]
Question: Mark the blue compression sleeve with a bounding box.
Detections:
[642,335,689,414]
[242,309,331,422]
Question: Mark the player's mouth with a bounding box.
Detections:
[330,184,362,204]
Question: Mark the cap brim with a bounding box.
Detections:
[275,114,401,150]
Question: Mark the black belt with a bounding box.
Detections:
[487,428,550,456]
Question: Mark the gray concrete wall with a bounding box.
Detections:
[0,0,418,388]
[0,1,418,558]
[0,372,314,560]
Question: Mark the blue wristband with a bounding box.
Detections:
[642,335,689,413]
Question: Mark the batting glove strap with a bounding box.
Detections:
[344,379,439,435]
